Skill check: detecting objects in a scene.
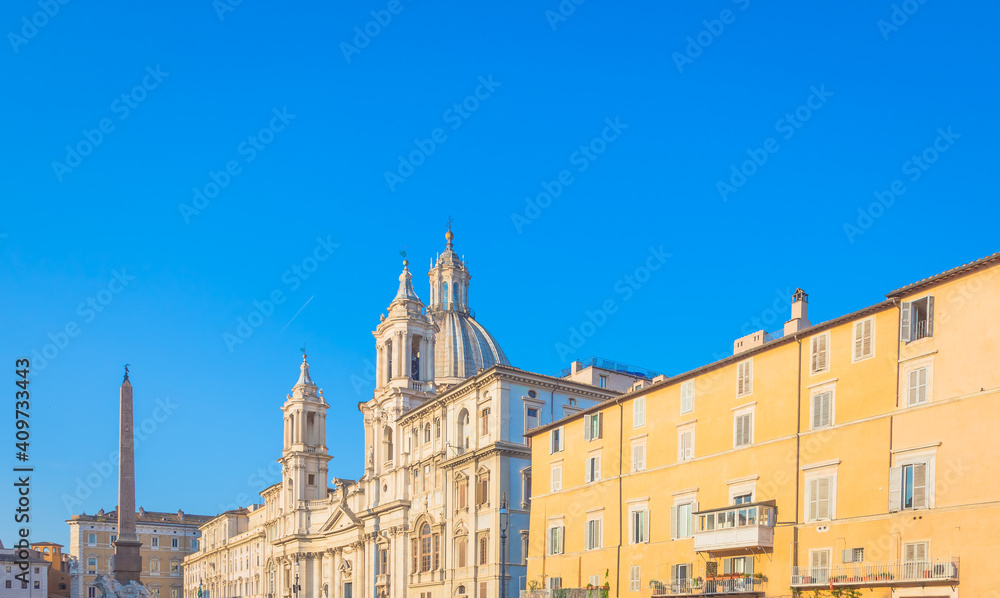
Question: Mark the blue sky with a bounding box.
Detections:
[1,0,998,545]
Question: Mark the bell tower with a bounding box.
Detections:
[279,354,331,534]
[362,256,438,504]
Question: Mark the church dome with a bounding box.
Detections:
[433,309,509,380]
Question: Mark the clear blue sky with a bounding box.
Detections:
[2,0,998,545]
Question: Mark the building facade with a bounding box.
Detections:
[183,229,648,598]
[526,252,1000,598]
[67,509,212,598]
[30,543,71,598]
[0,548,49,598]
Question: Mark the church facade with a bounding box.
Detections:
[183,229,633,598]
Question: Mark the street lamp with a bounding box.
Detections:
[499,493,509,598]
[293,559,301,598]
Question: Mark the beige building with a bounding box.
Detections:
[183,228,651,598]
[0,548,49,598]
[30,543,71,598]
[67,509,211,598]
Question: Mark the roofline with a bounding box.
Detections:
[527,298,896,437]
[398,363,622,422]
[886,251,1000,298]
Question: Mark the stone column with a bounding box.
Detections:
[329,550,339,598]
[312,553,323,598]
[356,544,366,598]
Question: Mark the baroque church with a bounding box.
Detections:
[183,228,628,598]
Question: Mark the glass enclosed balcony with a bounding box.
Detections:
[693,502,775,553]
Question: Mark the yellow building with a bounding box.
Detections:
[525,253,1000,598]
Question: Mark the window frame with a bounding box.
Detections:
[680,380,695,414]
[633,396,646,428]
[677,424,695,462]
[733,406,754,448]
[737,359,753,397]
[810,332,830,375]
[852,317,875,362]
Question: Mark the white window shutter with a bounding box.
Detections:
[908,370,919,405]
[853,321,863,360]
[817,478,830,520]
[810,337,819,372]
[912,462,927,508]
[807,478,818,521]
[888,466,902,512]
[690,501,699,533]
[822,393,832,427]
[811,395,821,429]
[584,415,591,442]
[926,296,934,337]
[670,505,678,540]
[904,543,915,561]
[863,319,872,357]
[900,302,911,342]
[550,431,555,454]
[597,413,603,439]
[917,368,927,403]
[559,429,565,451]
[915,542,927,561]
[819,334,828,370]
[842,549,852,563]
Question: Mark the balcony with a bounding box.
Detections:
[791,557,958,588]
[375,574,390,588]
[651,577,763,596]
[693,502,775,553]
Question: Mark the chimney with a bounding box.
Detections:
[570,360,582,374]
[784,288,811,335]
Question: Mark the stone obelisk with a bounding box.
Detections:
[114,367,142,585]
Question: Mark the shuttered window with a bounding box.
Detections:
[907,367,928,405]
[550,427,565,453]
[811,391,833,429]
[584,413,603,441]
[670,502,696,539]
[889,460,930,511]
[630,509,649,544]
[585,518,602,550]
[633,397,646,428]
[629,566,641,592]
[547,526,564,555]
[737,360,752,396]
[810,333,829,374]
[680,380,694,413]
[678,429,694,461]
[550,466,562,492]
[810,550,830,581]
[631,442,646,472]
[585,455,601,483]
[807,476,834,521]
[853,318,874,360]
[734,412,753,447]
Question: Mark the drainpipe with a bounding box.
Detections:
[615,395,624,598]
[793,335,802,574]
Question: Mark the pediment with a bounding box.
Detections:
[318,504,361,533]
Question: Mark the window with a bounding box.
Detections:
[568,398,577,406]
[110,534,117,543]
[170,589,180,598]
[455,536,468,567]
[550,427,565,453]
[171,538,178,548]
[547,526,564,555]
[633,397,645,427]
[152,537,159,548]
[890,461,931,511]
[585,517,602,550]
[842,547,864,563]
[811,390,833,429]
[810,333,829,374]
[546,578,562,590]
[524,407,539,446]
[678,427,694,461]
[585,454,601,483]
[734,409,753,447]
[903,542,928,569]
[88,587,97,598]
[725,556,754,575]
[631,440,646,472]
[733,493,752,505]
[599,375,607,388]
[673,563,691,584]
[151,559,160,573]
[424,424,431,443]
[478,534,488,565]
[900,296,934,342]
[4,581,10,589]
[88,534,97,545]
[190,539,199,550]
[671,502,696,539]
[476,471,490,506]
[456,477,468,509]
[522,470,532,506]
[907,366,929,406]
[550,465,562,492]
[629,566,641,592]
[420,523,432,572]
[809,550,830,583]
[737,359,752,396]
[853,317,874,360]
[806,476,835,521]
[480,408,490,435]
[423,464,431,493]
[680,380,694,413]
[480,583,487,598]
[170,560,179,573]
[35,581,40,590]
[434,417,441,438]
[411,538,419,573]
[629,508,649,544]
[87,558,97,573]
[307,474,315,485]
[584,413,602,441]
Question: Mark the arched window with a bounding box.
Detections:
[424,424,431,443]
[452,283,458,306]
[443,282,449,309]
[455,475,468,510]
[385,339,393,381]
[420,524,432,572]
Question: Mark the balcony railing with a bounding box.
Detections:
[651,577,763,595]
[375,573,390,587]
[409,381,425,391]
[693,503,775,553]
[791,557,958,587]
